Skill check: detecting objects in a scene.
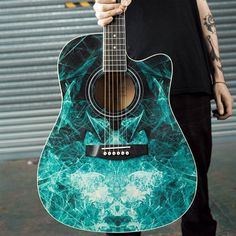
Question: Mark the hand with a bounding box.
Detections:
[93,0,132,27]
[213,82,233,120]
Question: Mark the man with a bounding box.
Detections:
[93,0,233,235]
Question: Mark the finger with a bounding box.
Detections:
[225,99,233,116]
[96,7,123,20]
[93,2,120,12]
[213,101,233,120]
[98,17,113,27]
[121,0,132,7]
[95,0,116,3]
[215,96,224,116]
[219,97,233,120]
[119,5,127,12]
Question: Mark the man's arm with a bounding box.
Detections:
[196,0,233,119]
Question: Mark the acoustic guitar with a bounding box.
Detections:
[37,1,197,233]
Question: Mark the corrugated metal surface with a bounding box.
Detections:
[0,0,100,160]
[0,0,235,160]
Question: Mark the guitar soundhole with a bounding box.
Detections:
[88,69,141,117]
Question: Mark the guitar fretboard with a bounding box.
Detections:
[103,12,127,72]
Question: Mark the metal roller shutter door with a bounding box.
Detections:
[0,0,235,160]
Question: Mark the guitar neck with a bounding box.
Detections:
[103,8,127,72]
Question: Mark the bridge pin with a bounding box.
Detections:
[126,151,129,155]
[103,152,107,156]
[121,151,125,155]
[112,151,116,155]
[108,151,112,155]
[117,151,120,155]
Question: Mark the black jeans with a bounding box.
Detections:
[106,93,217,236]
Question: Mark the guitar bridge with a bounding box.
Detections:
[86,144,148,160]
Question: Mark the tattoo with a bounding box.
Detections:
[207,35,220,61]
[200,1,223,74]
[204,14,216,33]
[206,35,223,73]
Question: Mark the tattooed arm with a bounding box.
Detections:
[197,0,223,77]
[197,0,233,119]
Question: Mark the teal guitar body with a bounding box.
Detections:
[37,32,197,233]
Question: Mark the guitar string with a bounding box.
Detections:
[116,12,119,155]
[119,11,124,155]
[118,0,122,156]
[111,16,115,155]
[114,11,121,155]
[119,12,123,155]
[118,10,125,156]
[123,11,127,154]
[119,11,124,156]
[106,20,111,152]
[108,19,114,155]
[104,24,106,151]
[118,10,127,157]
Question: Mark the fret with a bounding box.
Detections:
[104,63,126,65]
[103,60,127,65]
[103,57,126,60]
[104,68,127,71]
[104,67,127,69]
[103,61,126,64]
[104,66,127,68]
[104,40,126,42]
[104,48,126,51]
[103,55,126,58]
[104,33,126,39]
[104,36,125,39]
[104,58,126,61]
[106,25,125,27]
[104,38,125,40]
[104,31,125,33]
[104,43,126,45]
[104,32,125,35]
[104,64,126,66]
[105,51,126,58]
[104,55,126,57]
[106,43,126,46]
[105,47,126,49]
[104,62,127,65]
[104,60,127,63]
[104,40,125,43]
[105,45,126,48]
[104,69,127,72]
[104,70,127,72]
[104,44,126,47]
[103,54,126,56]
[104,51,126,53]
[104,45,126,48]
[104,29,125,31]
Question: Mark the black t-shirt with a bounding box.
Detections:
[125,0,214,96]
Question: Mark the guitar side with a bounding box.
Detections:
[37,34,197,233]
